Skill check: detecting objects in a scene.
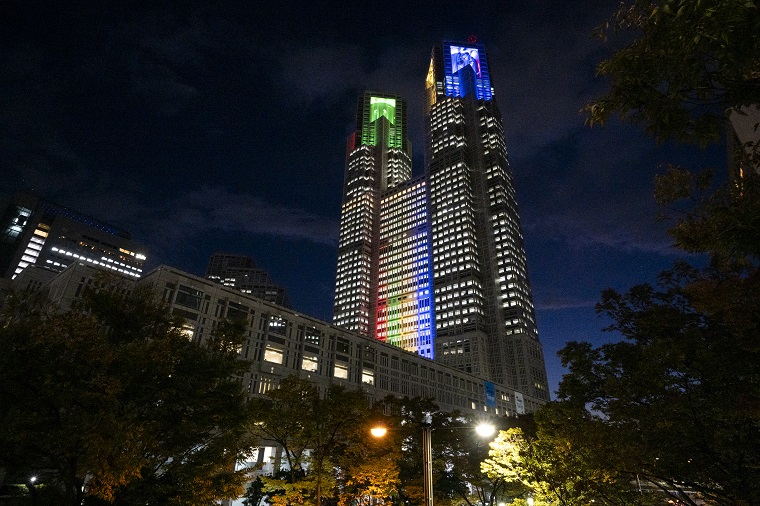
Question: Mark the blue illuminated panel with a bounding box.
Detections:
[451,46,481,76]
[443,42,493,101]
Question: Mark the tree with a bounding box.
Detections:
[585,0,760,146]
[584,0,760,268]
[482,428,543,504]
[546,3,760,504]
[372,396,445,506]
[370,396,514,506]
[483,404,675,506]
[242,476,266,506]
[653,165,760,266]
[0,277,255,505]
[337,427,400,506]
[249,375,379,506]
[434,417,516,506]
[555,262,760,505]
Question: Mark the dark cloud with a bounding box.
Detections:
[127,59,200,116]
[145,187,339,246]
[535,296,598,311]
[280,44,366,106]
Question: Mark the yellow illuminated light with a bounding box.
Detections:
[476,423,495,437]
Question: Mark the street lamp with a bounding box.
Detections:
[371,422,496,506]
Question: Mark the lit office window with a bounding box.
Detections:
[264,345,284,365]
[361,369,375,385]
[334,363,349,379]
[302,354,319,372]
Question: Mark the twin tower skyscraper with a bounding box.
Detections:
[333,40,549,401]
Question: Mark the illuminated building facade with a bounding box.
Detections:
[0,192,146,282]
[377,176,434,358]
[332,41,548,400]
[333,92,435,357]
[333,41,549,400]
[425,40,548,399]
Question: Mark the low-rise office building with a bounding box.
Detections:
[42,261,544,416]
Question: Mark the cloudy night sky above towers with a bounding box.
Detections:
[0,1,725,394]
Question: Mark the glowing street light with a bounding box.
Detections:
[371,421,496,506]
[475,423,495,438]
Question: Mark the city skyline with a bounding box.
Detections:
[0,1,726,396]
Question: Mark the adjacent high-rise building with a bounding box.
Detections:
[0,191,146,282]
[205,253,291,308]
[333,40,549,400]
[333,92,435,359]
[425,39,547,399]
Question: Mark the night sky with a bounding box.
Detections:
[1,1,724,396]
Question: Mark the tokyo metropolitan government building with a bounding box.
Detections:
[333,39,549,401]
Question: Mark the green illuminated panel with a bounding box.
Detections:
[370,97,396,125]
[361,95,402,149]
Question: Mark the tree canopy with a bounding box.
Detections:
[248,375,397,506]
[556,261,760,505]
[0,277,255,505]
[585,0,760,145]
[481,407,666,506]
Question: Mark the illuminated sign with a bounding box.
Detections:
[484,381,496,407]
[370,96,396,124]
[514,392,525,414]
[442,42,493,101]
[450,45,481,77]
[361,95,403,149]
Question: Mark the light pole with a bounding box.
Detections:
[422,425,433,506]
[28,476,38,506]
[371,422,495,506]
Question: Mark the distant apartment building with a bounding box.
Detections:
[205,253,291,308]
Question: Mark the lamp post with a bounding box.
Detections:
[422,425,433,506]
[371,422,495,506]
